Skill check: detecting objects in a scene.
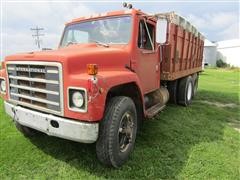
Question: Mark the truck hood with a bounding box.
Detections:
[5,43,131,74]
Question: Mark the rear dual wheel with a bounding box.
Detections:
[178,76,194,106]
[192,73,199,97]
[177,74,199,106]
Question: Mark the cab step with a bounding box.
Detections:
[146,103,166,118]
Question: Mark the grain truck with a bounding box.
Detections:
[0,5,204,167]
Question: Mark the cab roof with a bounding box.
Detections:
[65,9,145,25]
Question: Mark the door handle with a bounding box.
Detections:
[156,64,159,72]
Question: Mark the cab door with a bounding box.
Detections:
[135,18,160,94]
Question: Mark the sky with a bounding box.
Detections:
[1,0,239,60]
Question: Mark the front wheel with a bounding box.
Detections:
[96,96,137,168]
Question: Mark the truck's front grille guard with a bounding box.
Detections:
[6,61,64,116]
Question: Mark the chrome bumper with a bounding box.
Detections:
[4,101,99,143]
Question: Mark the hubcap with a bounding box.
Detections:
[118,112,134,153]
[187,82,192,101]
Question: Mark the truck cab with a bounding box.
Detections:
[0,6,204,168]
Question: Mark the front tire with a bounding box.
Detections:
[96,96,137,168]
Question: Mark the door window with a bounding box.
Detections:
[138,20,154,50]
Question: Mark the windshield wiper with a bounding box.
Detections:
[91,40,109,47]
[66,41,77,46]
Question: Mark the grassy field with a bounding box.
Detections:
[0,68,239,179]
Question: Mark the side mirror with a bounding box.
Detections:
[156,18,168,44]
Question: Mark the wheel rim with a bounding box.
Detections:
[187,82,192,101]
[118,112,134,153]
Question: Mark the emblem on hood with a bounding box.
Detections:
[15,67,46,73]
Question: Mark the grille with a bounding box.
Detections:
[7,61,63,115]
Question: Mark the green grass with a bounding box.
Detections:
[0,68,239,179]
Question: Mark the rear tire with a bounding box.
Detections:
[15,122,38,137]
[96,96,137,168]
[167,80,178,104]
[177,76,193,106]
[192,74,199,97]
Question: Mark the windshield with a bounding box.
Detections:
[60,16,132,47]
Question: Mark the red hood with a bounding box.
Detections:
[5,43,131,74]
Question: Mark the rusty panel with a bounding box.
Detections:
[180,29,186,71]
[183,32,190,71]
[186,34,193,70]
[161,67,202,81]
[193,37,198,68]
[189,36,195,69]
[161,44,171,73]
[175,26,184,72]
[161,22,204,81]
[195,38,200,68]
[183,31,189,70]
[169,24,176,73]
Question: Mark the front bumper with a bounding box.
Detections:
[4,101,99,143]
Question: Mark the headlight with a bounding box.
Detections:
[68,88,87,112]
[72,91,84,108]
[0,79,6,93]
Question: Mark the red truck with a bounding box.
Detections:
[0,5,204,167]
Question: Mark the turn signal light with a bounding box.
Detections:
[87,64,98,75]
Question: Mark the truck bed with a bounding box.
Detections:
[156,12,204,81]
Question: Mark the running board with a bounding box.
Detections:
[146,103,166,118]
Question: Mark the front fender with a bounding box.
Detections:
[98,70,142,92]
[64,70,143,122]
[91,70,144,121]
